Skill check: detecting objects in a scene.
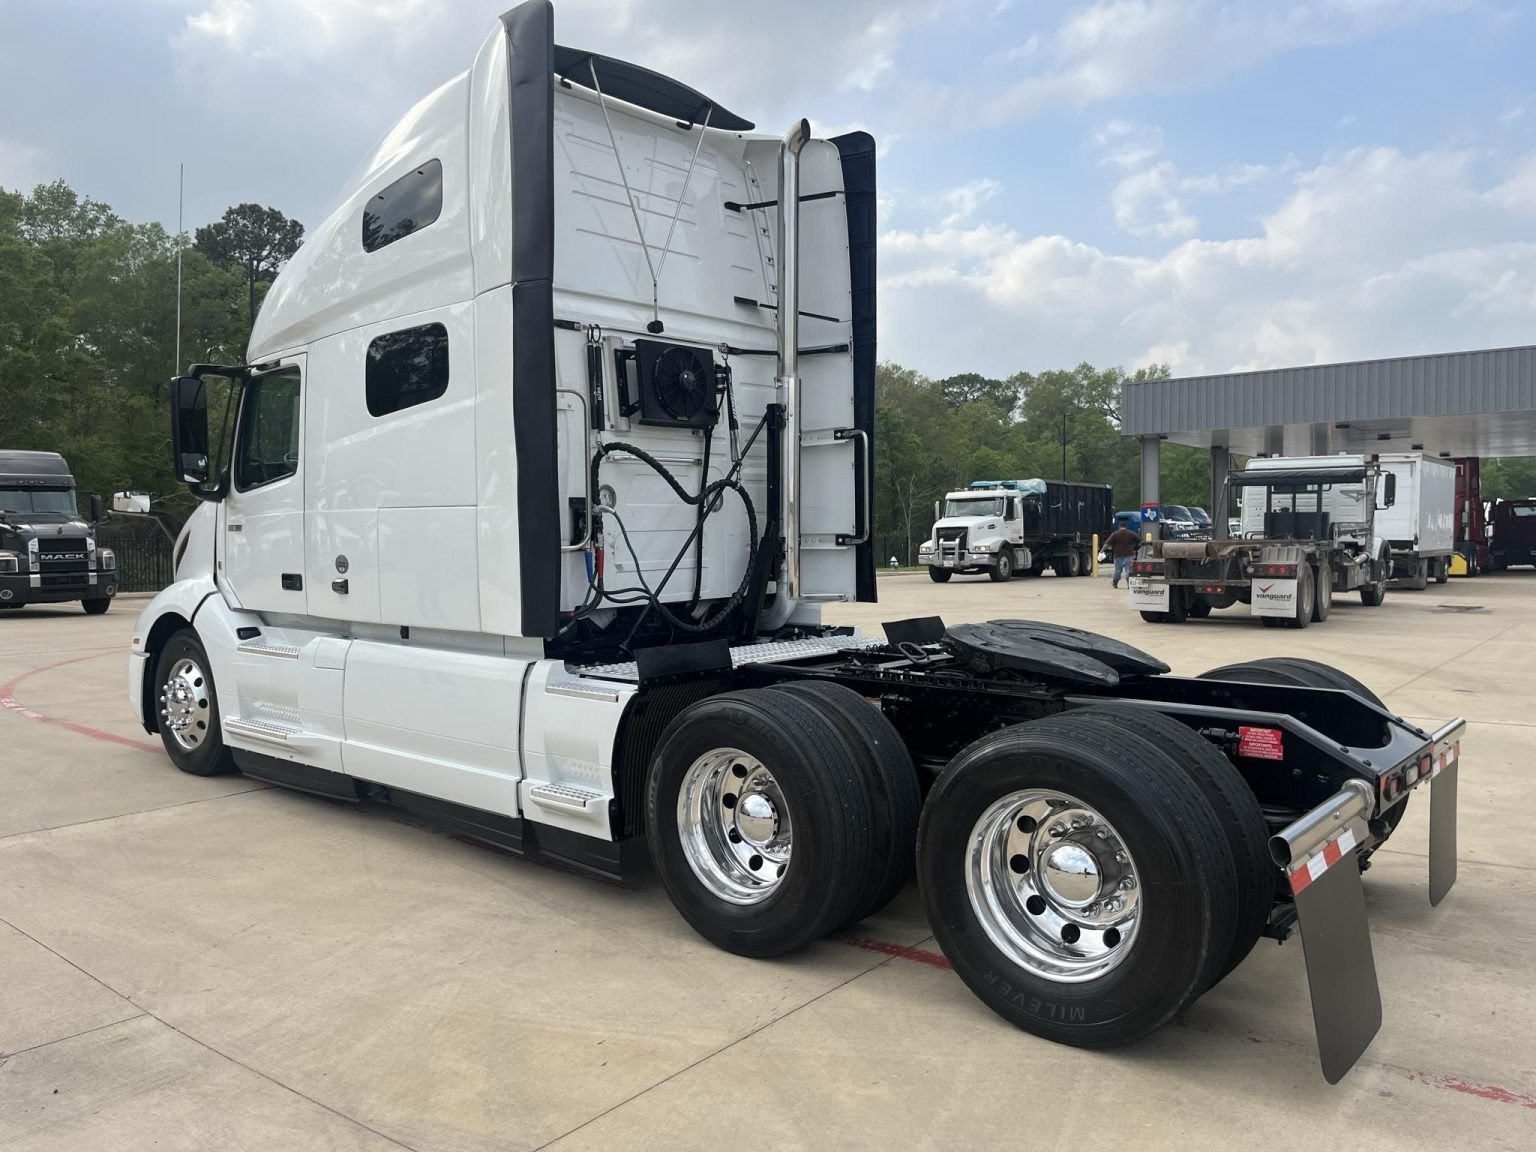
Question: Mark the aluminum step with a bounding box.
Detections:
[237,639,302,660]
[526,782,605,811]
[225,716,300,745]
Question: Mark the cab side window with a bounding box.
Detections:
[235,367,301,491]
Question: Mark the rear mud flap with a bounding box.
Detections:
[1291,829,1382,1084]
[1272,784,1380,1083]
[1430,757,1459,906]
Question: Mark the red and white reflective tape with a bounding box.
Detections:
[1429,741,1460,779]
[1287,826,1358,895]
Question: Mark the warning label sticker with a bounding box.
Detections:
[1238,725,1285,761]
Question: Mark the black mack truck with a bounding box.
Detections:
[0,450,116,613]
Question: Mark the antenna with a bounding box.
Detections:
[175,162,184,374]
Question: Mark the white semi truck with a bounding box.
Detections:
[128,1,1462,1083]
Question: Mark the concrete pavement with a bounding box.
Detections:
[1,575,1534,1150]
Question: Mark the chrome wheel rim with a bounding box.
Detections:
[965,789,1141,983]
[159,656,211,752]
[677,747,791,905]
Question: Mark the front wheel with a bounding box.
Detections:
[1360,550,1389,606]
[82,598,112,615]
[152,630,236,775]
[917,713,1239,1047]
[989,550,1013,583]
[928,567,952,583]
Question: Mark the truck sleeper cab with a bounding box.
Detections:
[131,1,1460,1085]
[0,450,116,613]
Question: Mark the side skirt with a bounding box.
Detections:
[231,749,641,880]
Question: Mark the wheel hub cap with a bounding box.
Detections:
[965,789,1141,983]
[678,748,792,905]
[158,657,210,752]
[1040,841,1102,907]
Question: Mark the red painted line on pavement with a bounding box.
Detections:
[839,934,952,970]
[1410,1071,1536,1111]
[0,650,161,755]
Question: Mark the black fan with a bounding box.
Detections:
[633,340,716,429]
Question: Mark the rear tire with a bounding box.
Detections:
[1434,558,1449,584]
[1076,547,1093,576]
[1286,565,1314,629]
[917,712,1239,1047]
[770,681,921,925]
[928,567,952,583]
[646,689,877,957]
[1075,706,1273,984]
[1410,557,1429,591]
[152,630,236,776]
[1065,549,1083,578]
[1312,562,1332,622]
[1188,598,1212,618]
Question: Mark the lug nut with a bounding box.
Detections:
[1070,814,1091,830]
[1048,822,1068,838]
[1119,876,1136,891]
[1104,896,1125,913]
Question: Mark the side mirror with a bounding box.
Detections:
[89,493,104,524]
[933,500,941,522]
[171,375,211,485]
[1380,473,1397,509]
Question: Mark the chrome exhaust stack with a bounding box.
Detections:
[776,118,811,604]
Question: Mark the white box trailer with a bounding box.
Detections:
[1376,453,1456,588]
[124,0,1464,1084]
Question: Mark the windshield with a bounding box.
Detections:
[1163,505,1192,520]
[0,487,77,516]
[943,497,1005,518]
[1188,507,1211,525]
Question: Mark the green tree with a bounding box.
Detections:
[194,203,304,329]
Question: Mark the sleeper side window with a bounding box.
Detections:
[366,323,450,418]
[362,159,443,252]
[235,367,301,491]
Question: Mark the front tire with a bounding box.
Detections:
[928,567,952,583]
[646,689,877,957]
[1360,549,1389,606]
[152,630,236,776]
[989,549,1013,583]
[82,598,111,615]
[917,712,1239,1047]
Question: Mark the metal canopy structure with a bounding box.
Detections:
[1122,344,1536,459]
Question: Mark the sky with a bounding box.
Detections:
[3,0,1535,379]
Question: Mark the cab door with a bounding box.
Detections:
[222,356,306,614]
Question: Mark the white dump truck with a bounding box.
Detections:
[920,478,1111,581]
[1375,452,1455,587]
[127,1,1462,1083]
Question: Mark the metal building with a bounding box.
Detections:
[1121,344,1536,526]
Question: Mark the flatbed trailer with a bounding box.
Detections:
[127,0,1461,1087]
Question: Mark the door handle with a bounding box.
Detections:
[281,573,303,591]
[331,578,349,594]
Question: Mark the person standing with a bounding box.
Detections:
[1104,524,1142,588]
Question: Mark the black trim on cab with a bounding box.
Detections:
[832,131,878,603]
[502,0,561,637]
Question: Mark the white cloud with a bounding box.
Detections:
[1499,105,1527,125]
[879,145,1536,378]
[940,178,1003,226]
[1093,120,1275,238]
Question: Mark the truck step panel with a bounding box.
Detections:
[527,782,605,811]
